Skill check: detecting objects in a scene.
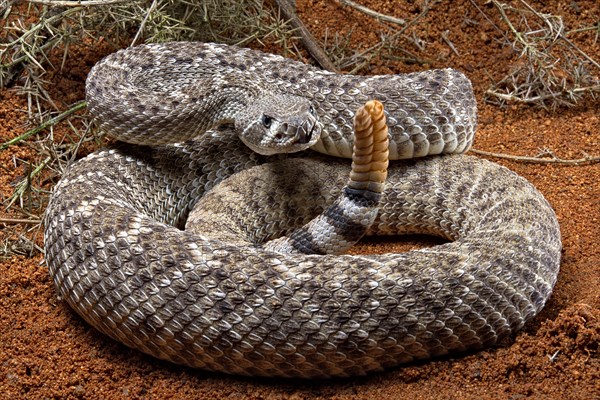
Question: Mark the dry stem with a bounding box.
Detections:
[26,0,131,5]
[474,0,600,109]
[274,0,339,72]
[338,0,405,26]
[471,149,600,165]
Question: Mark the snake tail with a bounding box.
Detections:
[265,100,390,255]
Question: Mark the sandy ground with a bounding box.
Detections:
[1,0,598,398]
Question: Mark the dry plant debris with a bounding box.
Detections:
[479,0,600,109]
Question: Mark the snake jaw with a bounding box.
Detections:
[293,124,310,145]
[238,95,321,155]
[293,117,320,146]
[244,117,320,155]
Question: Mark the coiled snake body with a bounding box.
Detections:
[44,42,561,378]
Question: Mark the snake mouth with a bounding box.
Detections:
[295,122,317,145]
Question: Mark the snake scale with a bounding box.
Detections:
[44,42,561,378]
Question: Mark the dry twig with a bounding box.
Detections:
[0,101,87,151]
[274,0,339,72]
[0,217,42,225]
[474,0,600,109]
[336,0,440,72]
[26,0,130,6]
[441,30,460,56]
[471,148,600,165]
[338,0,405,26]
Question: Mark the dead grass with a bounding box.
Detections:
[474,0,600,109]
[0,0,300,257]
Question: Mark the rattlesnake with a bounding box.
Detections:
[43,42,561,378]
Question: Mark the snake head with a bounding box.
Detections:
[236,94,321,155]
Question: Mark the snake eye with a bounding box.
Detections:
[261,114,273,128]
[309,105,316,116]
